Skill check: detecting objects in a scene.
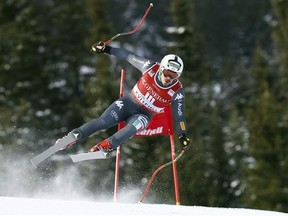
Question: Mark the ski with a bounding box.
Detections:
[70,151,113,163]
[30,145,61,168]
[30,135,76,168]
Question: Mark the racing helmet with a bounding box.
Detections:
[159,54,184,77]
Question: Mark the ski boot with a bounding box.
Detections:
[55,129,83,150]
[90,139,113,152]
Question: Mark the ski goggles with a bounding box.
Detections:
[162,68,179,80]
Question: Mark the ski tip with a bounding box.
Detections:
[70,155,78,163]
[30,159,38,168]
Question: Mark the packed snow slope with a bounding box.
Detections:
[0,196,287,216]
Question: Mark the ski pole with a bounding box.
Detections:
[92,3,153,51]
[138,149,185,203]
[104,3,153,45]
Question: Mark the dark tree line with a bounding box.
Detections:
[0,0,287,212]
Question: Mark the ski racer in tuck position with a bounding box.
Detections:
[56,42,191,152]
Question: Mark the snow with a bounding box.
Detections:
[0,147,287,216]
[0,196,287,216]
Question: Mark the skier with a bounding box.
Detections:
[55,42,190,152]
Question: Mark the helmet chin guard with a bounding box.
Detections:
[160,54,184,77]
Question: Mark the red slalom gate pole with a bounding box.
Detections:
[169,133,181,205]
[113,69,126,203]
[167,105,181,205]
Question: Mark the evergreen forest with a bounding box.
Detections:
[0,0,288,213]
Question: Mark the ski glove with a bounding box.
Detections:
[179,134,191,150]
[91,41,106,53]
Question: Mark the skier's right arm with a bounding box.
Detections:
[91,42,156,73]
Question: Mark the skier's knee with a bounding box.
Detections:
[130,115,149,132]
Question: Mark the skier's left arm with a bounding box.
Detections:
[171,87,191,150]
